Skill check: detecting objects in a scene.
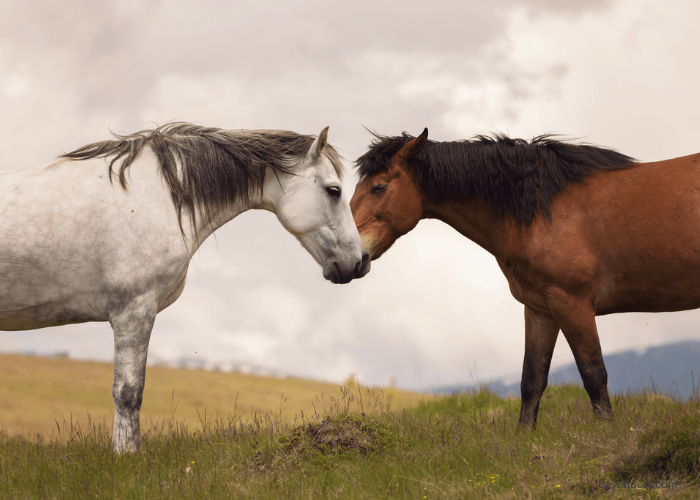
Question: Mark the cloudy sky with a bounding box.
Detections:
[1,0,699,390]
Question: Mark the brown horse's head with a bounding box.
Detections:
[350,128,429,277]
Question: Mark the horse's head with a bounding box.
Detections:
[350,128,429,277]
[268,127,363,284]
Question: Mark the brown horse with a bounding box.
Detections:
[350,128,700,427]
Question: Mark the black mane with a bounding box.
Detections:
[61,122,344,236]
[356,132,635,226]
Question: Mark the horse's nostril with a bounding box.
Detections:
[352,253,370,278]
[334,261,344,283]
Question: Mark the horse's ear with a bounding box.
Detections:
[398,128,429,161]
[307,126,329,161]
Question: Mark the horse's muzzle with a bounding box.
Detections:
[324,258,363,284]
[356,252,371,278]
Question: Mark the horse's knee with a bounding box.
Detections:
[112,383,143,453]
[112,383,143,415]
[520,377,547,402]
[521,354,549,401]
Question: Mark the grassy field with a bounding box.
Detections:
[0,353,429,437]
[1,356,699,498]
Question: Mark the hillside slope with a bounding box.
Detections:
[0,354,429,437]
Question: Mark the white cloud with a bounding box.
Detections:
[218,330,280,359]
[140,74,256,129]
[4,75,28,98]
[1,0,699,391]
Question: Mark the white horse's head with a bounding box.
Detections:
[264,127,362,284]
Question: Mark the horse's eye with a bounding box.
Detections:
[371,184,387,194]
[326,186,341,198]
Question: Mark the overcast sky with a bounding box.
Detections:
[1,0,699,390]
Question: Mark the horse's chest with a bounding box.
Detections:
[497,258,549,312]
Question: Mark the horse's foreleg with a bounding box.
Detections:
[109,295,156,453]
[546,290,612,418]
[518,305,559,428]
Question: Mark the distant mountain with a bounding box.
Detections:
[430,340,700,400]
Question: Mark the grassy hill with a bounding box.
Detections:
[0,353,429,437]
[1,381,698,498]
[3,354,700,498]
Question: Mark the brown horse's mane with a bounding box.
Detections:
[61,122,344,234]
[356,132,635,227]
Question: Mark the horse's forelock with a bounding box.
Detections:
[355,131,416,180]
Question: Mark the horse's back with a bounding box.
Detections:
[592,153,700,312]
[506,152,700,315]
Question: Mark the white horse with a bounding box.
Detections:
[0,123,362,452]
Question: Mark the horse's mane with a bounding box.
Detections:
[61,122,344,234]
[356,132,635,227]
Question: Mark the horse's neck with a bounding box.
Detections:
[185,168,282,254]
[422,195,506,256]
[185,193,267,255]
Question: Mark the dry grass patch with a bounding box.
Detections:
[0,353,431,437]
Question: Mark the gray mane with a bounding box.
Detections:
[61,122,344,234]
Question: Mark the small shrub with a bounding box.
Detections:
[613,409,700,482]
[281,414,396,457]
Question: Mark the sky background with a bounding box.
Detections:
[1,0,699,390]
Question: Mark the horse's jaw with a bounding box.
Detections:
[263,163,362,283]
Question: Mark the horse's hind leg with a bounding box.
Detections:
[518,305,560,428]
[109,294,156,453]
[546,289,612,418]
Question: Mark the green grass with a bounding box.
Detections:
[1,383,699,499]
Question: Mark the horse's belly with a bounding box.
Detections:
[596,293,700,315]
[595,268,700,314]
[0,304,105,331]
